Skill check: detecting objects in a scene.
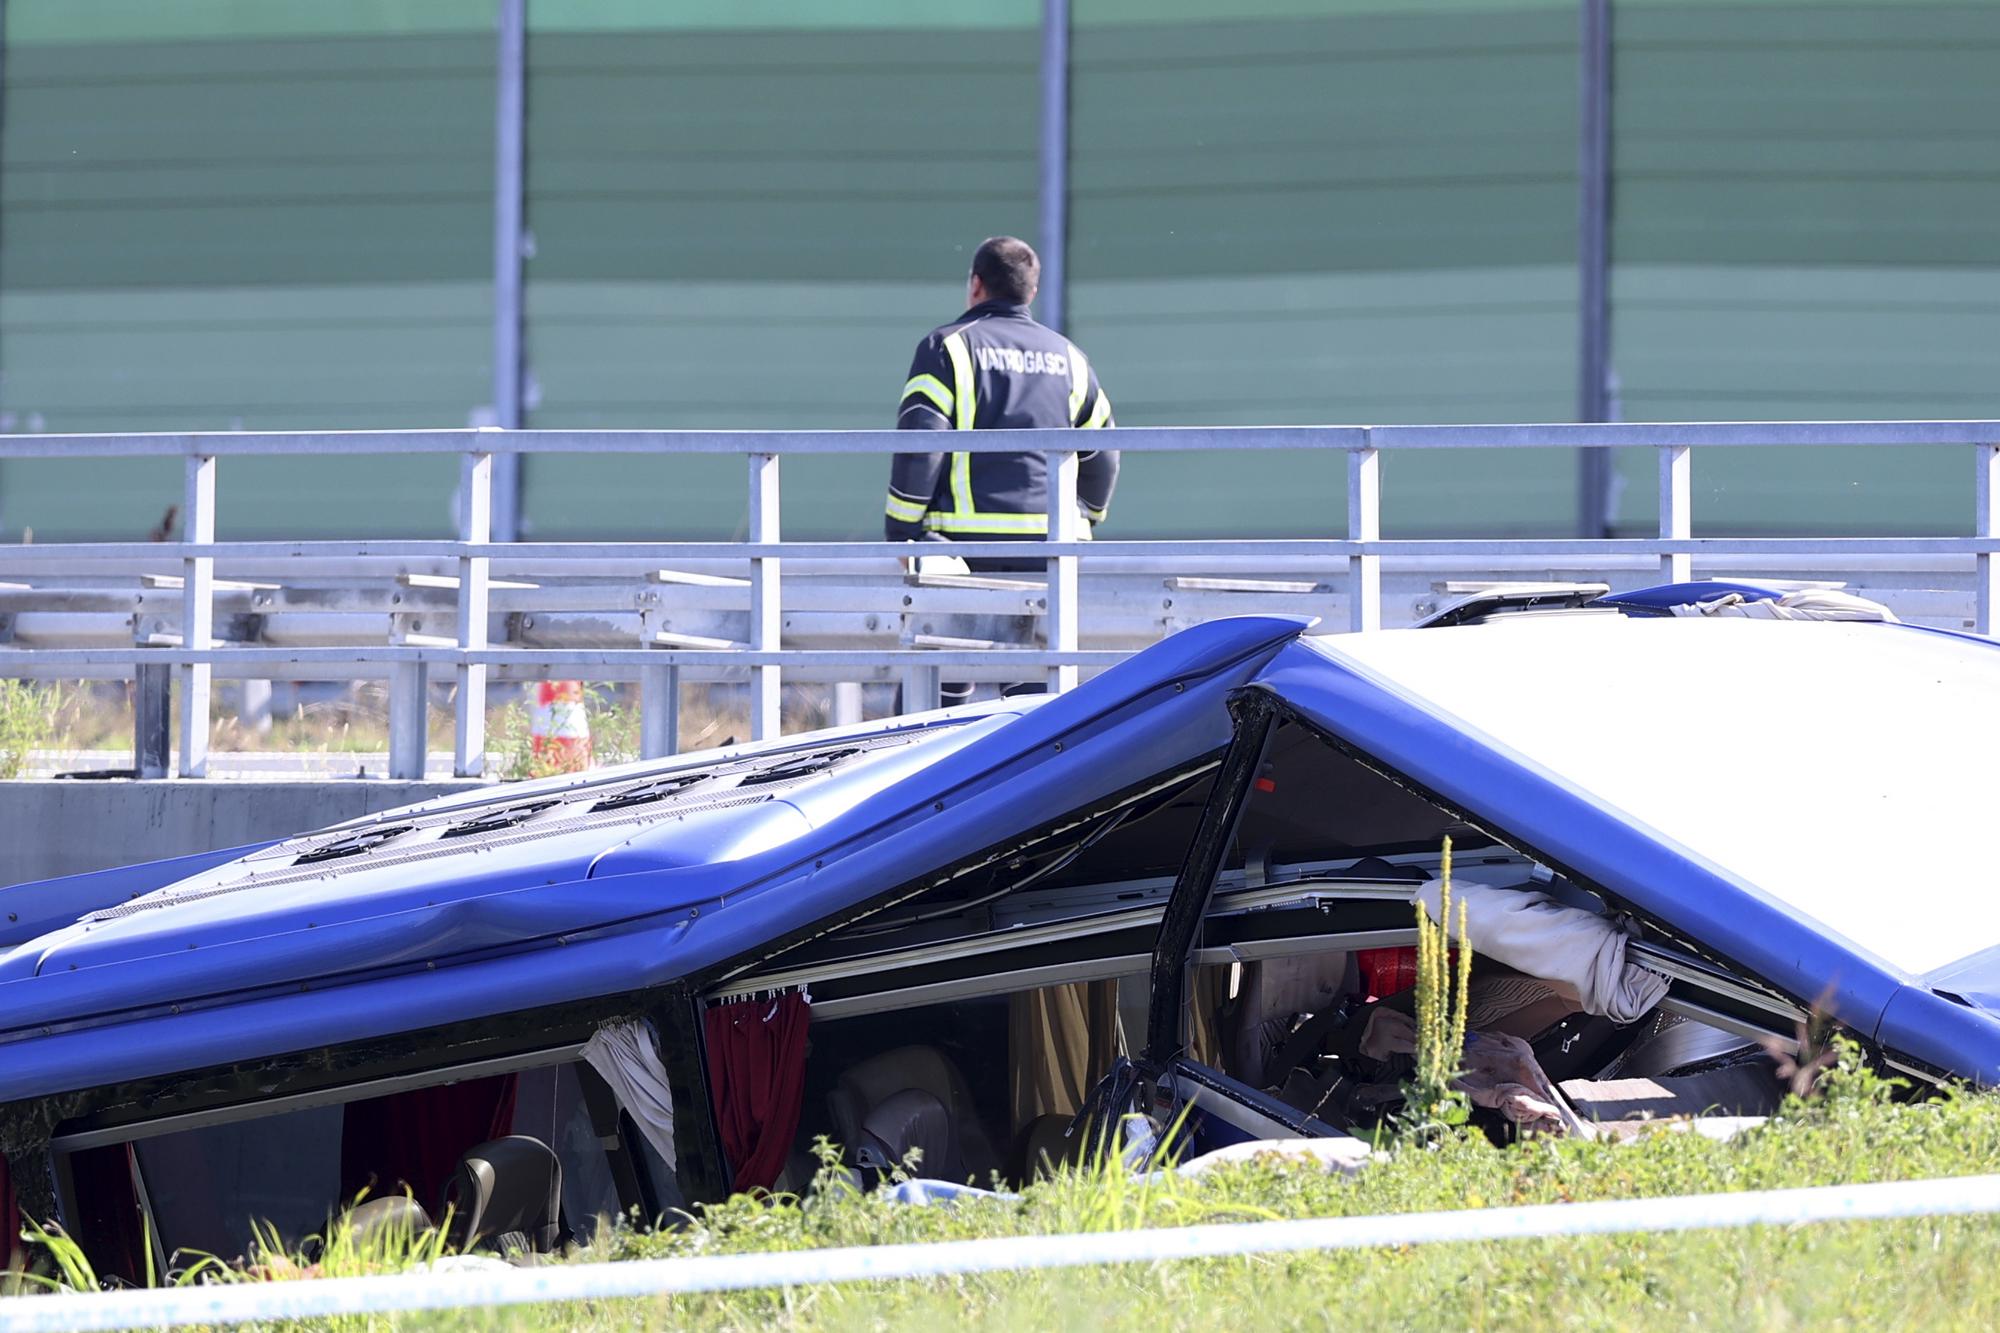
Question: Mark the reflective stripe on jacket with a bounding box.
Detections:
[886,300,1118,540]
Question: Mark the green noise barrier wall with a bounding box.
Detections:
[0,0,1994,541]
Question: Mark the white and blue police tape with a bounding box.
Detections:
[4,1172,1999,1332]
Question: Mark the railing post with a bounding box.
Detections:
[1659,442,1692,582]
[133,664,171,780]
[1347,446,1381,632]
[454,451,493,776]
[641,662,681,759]
[748,453,782,740]
[901,665,941,715]
[388,661,429,779]
[178,454,215,777]
[1045,447,1080,692]
[1978,443,1999,637]
[240,678,272,736]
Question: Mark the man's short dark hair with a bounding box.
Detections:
[971,236,1040,304]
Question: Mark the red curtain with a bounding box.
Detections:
[1356,947,1416,999]
[704,992,811,1193]
[0,1154,18,1273]
[68,1144,144,1286]
[340,1074,518,1212]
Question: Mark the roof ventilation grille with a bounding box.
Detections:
[736,747,863,788]
[292,824,416,866]
[590,775,707,814]
[440,800,562,839]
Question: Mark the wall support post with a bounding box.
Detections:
[1575,0,1613,538]
[1038,0,1071,333]
[489,0,526,540]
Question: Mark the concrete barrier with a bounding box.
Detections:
[0,778,490,885]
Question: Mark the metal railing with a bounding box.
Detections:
[2,420,1996,781]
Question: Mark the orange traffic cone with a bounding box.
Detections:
[531,680,592,771]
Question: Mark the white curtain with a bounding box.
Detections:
[582,1019,677,1171]
[1417,877,1670,1024]
[1670,588,1897,622]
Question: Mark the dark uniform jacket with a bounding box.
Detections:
[885,300,1118,541]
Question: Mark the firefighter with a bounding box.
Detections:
[885,235,1118,572]
[884,236,1118,708]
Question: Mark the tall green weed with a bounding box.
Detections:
[1398,834,1473,1143]
[0,678,58,778]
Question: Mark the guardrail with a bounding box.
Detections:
[2,421,1996,781]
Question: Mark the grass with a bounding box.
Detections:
[11,1050,2000,1329]
[575,1054,2000,1331]
[487,683,646,780]
[4,679,845,776]
[0,679,59,777]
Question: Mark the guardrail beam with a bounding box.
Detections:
[13,420,2000,458]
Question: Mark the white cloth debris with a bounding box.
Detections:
[1174,1136,1379,1178]
[581,1019,677,1171]
[1359,1007,1589,1138]
[1668,588,1897,622]
[913,553,971,578]
[1416,877,1670,1025]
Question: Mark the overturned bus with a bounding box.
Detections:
[2,585,1997,1279]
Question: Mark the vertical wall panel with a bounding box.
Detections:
[0,7,492,539]
[1607,2,2000,536]
[1067,0,1578,537]
[2,0,1991,546]
[519,10,1039,539]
